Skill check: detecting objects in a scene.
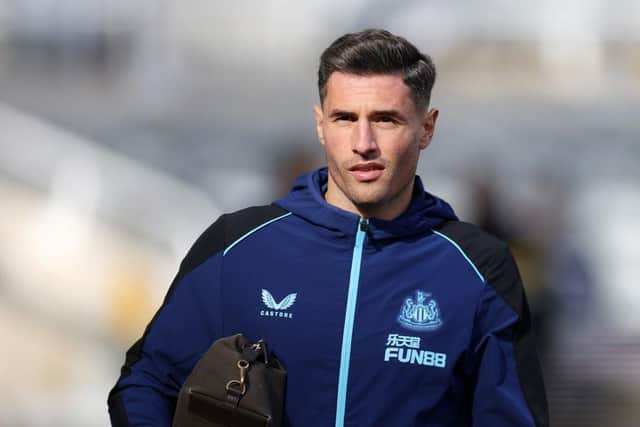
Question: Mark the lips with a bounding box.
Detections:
[349,162,385,182]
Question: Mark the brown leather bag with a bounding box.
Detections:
[173,334,287,427]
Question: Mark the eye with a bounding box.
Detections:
[333,114,356,122]
[331,113,357,127]
[374,115,399,127]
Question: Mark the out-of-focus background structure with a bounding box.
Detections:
[0,1,639,425]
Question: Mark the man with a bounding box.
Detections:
[108,29,549,426]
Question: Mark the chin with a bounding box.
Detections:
[351,195,386,210]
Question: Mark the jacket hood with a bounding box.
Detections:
[274,167,457,240]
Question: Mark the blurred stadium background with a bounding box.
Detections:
[0,1,639,425]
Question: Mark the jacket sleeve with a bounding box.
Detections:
[467,246,549,427]
[108,217,225,426]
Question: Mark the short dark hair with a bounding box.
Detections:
[318,29,436,111]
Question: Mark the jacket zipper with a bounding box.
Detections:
[335,218,368,427]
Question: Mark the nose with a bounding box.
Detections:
[352,119,378,157]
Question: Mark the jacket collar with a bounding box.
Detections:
[274,167,457,240]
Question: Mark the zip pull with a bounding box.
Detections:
[359,218,368,232]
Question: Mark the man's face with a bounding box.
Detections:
[314,72,438,220]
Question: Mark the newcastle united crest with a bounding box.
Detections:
[398,291,442,331]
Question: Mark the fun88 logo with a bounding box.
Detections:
[383,333,447,368]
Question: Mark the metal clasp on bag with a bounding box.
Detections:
[225,359,250,396]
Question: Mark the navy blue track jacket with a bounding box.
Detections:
[108,167,549,426]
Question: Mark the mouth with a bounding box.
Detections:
[349,162,385,182]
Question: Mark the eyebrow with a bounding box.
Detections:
[328,109,407,121]
[328,110,357,120]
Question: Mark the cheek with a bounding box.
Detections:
[323,140,341,158]
[322,142,346,173]
[324,125,352,144]
[323,130,351,157]
[384,134,421,163]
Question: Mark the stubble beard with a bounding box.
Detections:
[329,162,415,218]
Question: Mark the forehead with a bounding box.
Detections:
[323,72,415,112]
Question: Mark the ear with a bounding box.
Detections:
[419,108,439,150]
[314,104,325,146]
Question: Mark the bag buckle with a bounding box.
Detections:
[225,359,250,398]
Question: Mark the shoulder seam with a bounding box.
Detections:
[432,229,486,285]
[223,212,292,256]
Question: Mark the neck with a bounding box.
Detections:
[356,187,414,220]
